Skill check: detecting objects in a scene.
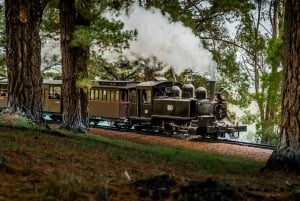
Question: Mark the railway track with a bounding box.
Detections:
[92,124,275,150]
[45,117,274,151]
[214,139,275,150]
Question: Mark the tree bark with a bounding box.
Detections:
[5,0,44,122]
[59,0,89,132]
[265,0,300,172]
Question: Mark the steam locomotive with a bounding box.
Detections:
[128,79,246,138]
[0,77,246,139]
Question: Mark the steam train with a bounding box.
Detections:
[0,77,246,139]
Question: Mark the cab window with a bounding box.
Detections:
[142,89,151,104]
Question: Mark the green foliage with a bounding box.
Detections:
[40,6,60,38]
[215,50,251,108]
[41,54,61,79]
[134,56,166,81]
[256,128,279,145]
[76,78,92,90]
[90,16,136,51]
[266,36,283,68]
[140,0,195,28]
[241,110,259,125]
[0,154,6,167]
[91,54,143,80]
[71,26,93,48]
[40,0,137,80]
[227,1,284,144]
[261,70,282,109]
[0,4,6,76]
[14,118,31,128]
[43,172,88,201]
[291,189,300,200]
[172,69,209,89]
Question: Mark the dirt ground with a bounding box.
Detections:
[89,128,273,162]
[0,126,300,201]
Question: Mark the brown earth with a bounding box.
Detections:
[89,128,272,162]
[0,126,300,201]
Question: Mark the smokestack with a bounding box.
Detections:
[209,62,217,101]
[209,81,216,101]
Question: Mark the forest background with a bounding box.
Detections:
[0,0,283,144]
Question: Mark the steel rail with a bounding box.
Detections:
[91,124,275,150]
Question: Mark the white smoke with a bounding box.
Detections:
[104,4,216,77]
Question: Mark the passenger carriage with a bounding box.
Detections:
[89,80,139,127]
[42,79,139,125]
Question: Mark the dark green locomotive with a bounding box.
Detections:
[128,80,246,138]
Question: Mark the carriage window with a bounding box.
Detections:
[90,90,94,100]
[0,91,6,96]
[49,86,61,99]
[95,90,99,100]
[90,89,100,100]
[99,90,103,100]
[102,90,107,101]
[0,85,7,96]
[105,90,110,101]
[115,91,119,101]
[110,90,115,101]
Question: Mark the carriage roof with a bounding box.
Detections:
[43,80,62,85]
[0,77,7,84]
[43,79,139,89]
[136,80,181,88]
[93,80,139,89]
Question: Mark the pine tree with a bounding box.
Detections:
[265,0,300,172]
[5,0,44,123]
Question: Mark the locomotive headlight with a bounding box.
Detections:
[217,89,228,101]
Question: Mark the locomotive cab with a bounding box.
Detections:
[129,80,182,130]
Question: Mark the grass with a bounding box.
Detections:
[0,126,264,175]
[73,133,264,174]
[0,126,298,200]
[43,172,88,201]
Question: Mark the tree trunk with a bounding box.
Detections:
[265,0,300,172]
[5,0,44,122]
[59,0,89,132]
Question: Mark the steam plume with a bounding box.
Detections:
[105,4,216,77]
